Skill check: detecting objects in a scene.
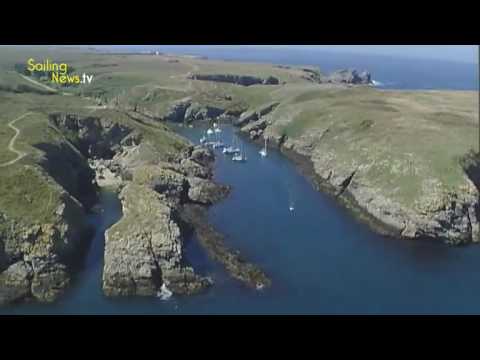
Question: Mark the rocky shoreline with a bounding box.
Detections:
[99,141,271,296]
[163,92,479,247]
[0,110,272,306]
[86,116,272,297]
[235,113,480,246]
[179,204,271,290]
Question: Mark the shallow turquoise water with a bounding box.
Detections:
[3,125,480,315]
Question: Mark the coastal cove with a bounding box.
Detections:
[0,46,479,314]
[3,124,480,314]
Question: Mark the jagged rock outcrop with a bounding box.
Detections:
[179,204,271,290]
[233,102,279,127]
[0,175,90,305]
[187,73,279,86]
[163,99,225,123]
[48,113,132,158]
[241,117,270,140]
[189,146,215,167]
[102,183,212,297]
[277,134,480,245]
[0,261,32,305]
[29,256,70,302]
[300,67,323,83]
[131,153,229,207]
[179,158,211,179]
[324,69,372,85]
[0,113,99,306]
[164,99,192,122]
[132,166,189,205]
[187,177,230,205]
[184,103,224,123]
[298,67,372,85]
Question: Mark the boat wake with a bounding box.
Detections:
[157,283,173,301]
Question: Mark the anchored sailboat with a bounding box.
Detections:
[223,133,240,155]
[200,130,207,144]
[259,137,268,157]
[232,144,247,162]
[212,128,224,149]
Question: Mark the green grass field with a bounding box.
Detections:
[266,86,478,208]
[0,45,478,226]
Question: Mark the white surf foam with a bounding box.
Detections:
[157,283,173,300]
[371,80,383,87]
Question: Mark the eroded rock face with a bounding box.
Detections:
[164,99,192,122]
[184,103,224,123]
[190,146,215,167]
[187,177,230,205]
[133,166,189,204]
[241,118,270,140]
[179,204,271,290]
[324,69,372,85]
[179,158,211,179]
[278,135,480,245]
[102,184,212,297]
[0,171,89,306]
[0,261,32,305]
[187,73,279,86]
[234,102,279,127]
[48,113,132,159]
[163,100,225,123]
[30,257,70,302]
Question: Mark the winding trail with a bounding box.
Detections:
[0,112,32,167]
[19,74,58,93]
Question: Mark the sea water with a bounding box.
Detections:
[2,49,479,314]
[4,123,480,314]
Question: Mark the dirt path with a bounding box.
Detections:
[0,112,32,167]
[19,74,58,93]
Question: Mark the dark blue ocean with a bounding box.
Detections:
[1,46,479,314]
[112,45,478,91]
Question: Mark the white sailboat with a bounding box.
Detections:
[206,128,214,135]
[232,144,247,162]
[213,141,225,149]
[223,145,235,154]
[200,131,207,144]
[286,177,295,212]
[214,122,222,133]
[212,128,224,149]
[259,137,268,157]
[223,133,240,155]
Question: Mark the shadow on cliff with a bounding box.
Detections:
[33,142,98,210]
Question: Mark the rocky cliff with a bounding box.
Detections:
[277,135,480,245]
[47,111,270,297]
[234,91,479,246]
[0,165,92,305]
[187,73,279,86]
[299,68,372,85]
[46,112,227,297]
[163,99,225,123]
[102,183,212,296]
[323,69,372,85]
[101,139,269,295]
